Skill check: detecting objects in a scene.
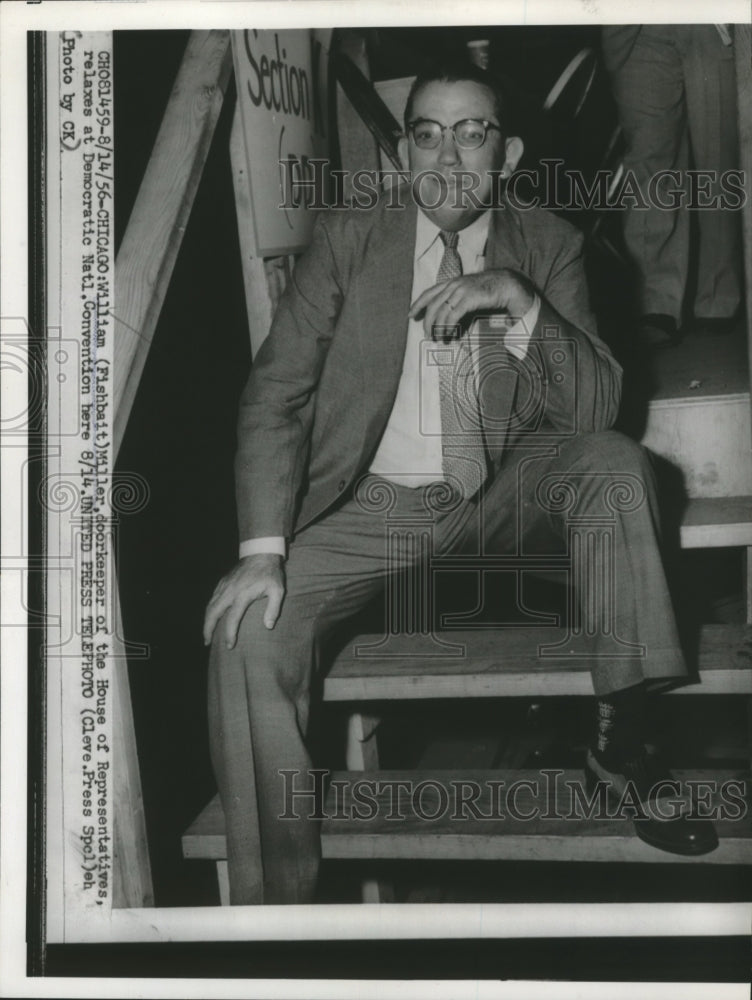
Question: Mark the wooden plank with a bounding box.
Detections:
[182,793,226,859]
[336,31,380,199]
[113,30,233,457]
[647,327,748,401]
[681,496,752,529]
[229,111,273,358]
[344,712,395,902]
[322,624,752,701]
[111,595,154,907]
[230,109,296,359]
[735,26,752,413]
[216,860,230,906]
[642,392,752,499]
[109,30,231,909]
[184,769,751,866]
[345,712,381,771]
[640,323,751,498]
[323,830,749,865]
[374,77,413,186]
[680,496,752,548]
[737,29,752,626]
[321,768,751,864]
[374,77,414,131]
[335,50,402,171]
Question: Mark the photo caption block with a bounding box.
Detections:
[45,29,115,940]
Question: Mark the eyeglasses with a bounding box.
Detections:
[407,118,502,150]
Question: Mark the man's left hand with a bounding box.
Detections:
[409,268,535,341]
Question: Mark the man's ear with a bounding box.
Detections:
[398,135,411,174]
[502,136,524,176]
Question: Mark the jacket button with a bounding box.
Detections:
[337,480,346,492]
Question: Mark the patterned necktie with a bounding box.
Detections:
[436,230,487,499]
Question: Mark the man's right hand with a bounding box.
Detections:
[203,553,286,649]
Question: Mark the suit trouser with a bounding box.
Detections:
[208,430,687,904]
[607,25,741,322]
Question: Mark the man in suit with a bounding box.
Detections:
[602,25,741,345]
[204,59,717,905]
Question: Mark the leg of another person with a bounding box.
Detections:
[609,26,689,324]
[682,25,742,321]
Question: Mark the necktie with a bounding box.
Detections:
[436,231,487,499]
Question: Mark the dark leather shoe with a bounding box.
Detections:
[585,748,719,856]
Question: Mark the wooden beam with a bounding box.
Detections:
[335,49,403,172]
[321,768,750,865]
[680,496,752,548]
[229,110,274,358]
[323,624,752,701]
[109,30,231,908]
[335,31,380,199]
[736,26,752,414]
[112,598,154,908]
[184,769,752,867]
[113,30,233,458]
[229,112,293,359]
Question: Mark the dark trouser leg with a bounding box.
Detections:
[682,26,742,319]
[208,482,432,904]
[608,27,688,323]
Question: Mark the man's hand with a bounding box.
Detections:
[203,553,286,649]
[409,268,535,341]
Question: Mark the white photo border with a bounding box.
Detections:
[1,0,751,995]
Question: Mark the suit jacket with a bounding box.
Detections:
[234,188,622,542]
[601,26,643,74]
[601,24,730,75]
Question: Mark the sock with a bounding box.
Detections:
[592,681,646,769]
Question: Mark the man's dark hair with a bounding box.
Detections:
[403,57,508,134]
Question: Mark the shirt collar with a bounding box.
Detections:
[415,208,491,263]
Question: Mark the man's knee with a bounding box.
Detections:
[212,600,315,703]
[564,430,653,479]
[547,431,657,520]
[210,600,266,654]
[211,602,286,678]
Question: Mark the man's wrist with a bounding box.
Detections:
[239,536,286,559]
[507,278,535,318]
[239,551,284,565]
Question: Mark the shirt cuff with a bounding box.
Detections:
[503,294,541,360]
[239,537,286,559]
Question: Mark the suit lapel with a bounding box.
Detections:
[485,200,529,272]
[352,197,532,469]
[480,203,531,466]
[356,190,417,453]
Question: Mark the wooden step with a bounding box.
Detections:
[680,496,752,548]
[183,795,226,861]
[323,624,752,702]
[640,328,751,499]
[646,326,748,402]
[183,769,752,867]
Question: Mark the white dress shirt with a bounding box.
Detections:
[240,209,540,559]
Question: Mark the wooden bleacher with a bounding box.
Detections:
[183,323,752,903]
[323,624,752,701]
[181,33,752,905]
[185,770,752,870]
